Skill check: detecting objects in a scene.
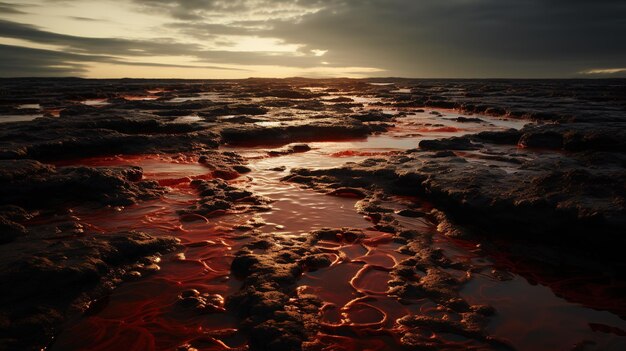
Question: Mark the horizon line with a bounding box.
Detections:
[1,76,625,81]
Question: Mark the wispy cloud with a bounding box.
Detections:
[579,68,626,75]
[130,0,323,21]
[1,0,625,77]
[577,67,626,78]
[0,43,246,77]
[66,16,109,22]
[0,19,202,56]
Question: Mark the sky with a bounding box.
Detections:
[0,0,625,78]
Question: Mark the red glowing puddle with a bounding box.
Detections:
[53,278,243,351]
[50,151,375,350]
[48,154,253,350]
[48,108,625,350]
[219,112,623,350]
[330,150,399,158]
[237,171,371,235]
[433,234,626,350]
[464,275,626,350]
[299,229,449,351]
[51,191,250,350]
[223,107,527,166]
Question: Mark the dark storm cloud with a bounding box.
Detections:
[0,44,92,76]
[255,0,626,77]
[0,18,331,75]
[1,0,625,77]
[0,43,246,77]
[0,19,202,56]
[140,0,626,77]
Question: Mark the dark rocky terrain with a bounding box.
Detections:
[0,78,624,351]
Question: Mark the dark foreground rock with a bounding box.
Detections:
[518,122,626,152]
[0,112,220,160]
[228,230,328,351]
[0,160,165,213]
[0,229,179,350]
[0,77,625,349]
[220,118,387,146]
[283,138,626,320]
[0,148,267,349]
[228,224,510,351]
[285,149,626,247]
[179,178,272,219]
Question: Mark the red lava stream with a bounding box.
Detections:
[47,112,626,351]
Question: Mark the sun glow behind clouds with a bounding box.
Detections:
[0,0,383,78]
[311,49,328,57]
[223,37,302,52]
[86,62,384,79]
[4,0,622,78]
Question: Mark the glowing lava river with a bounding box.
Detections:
[44,109,626,351]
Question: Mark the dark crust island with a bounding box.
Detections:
[0,78,624,350]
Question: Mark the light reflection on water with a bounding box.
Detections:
[463,275,626,350]
[240,167,370,235]
[48,104,626,351]
[81,99,110,106]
